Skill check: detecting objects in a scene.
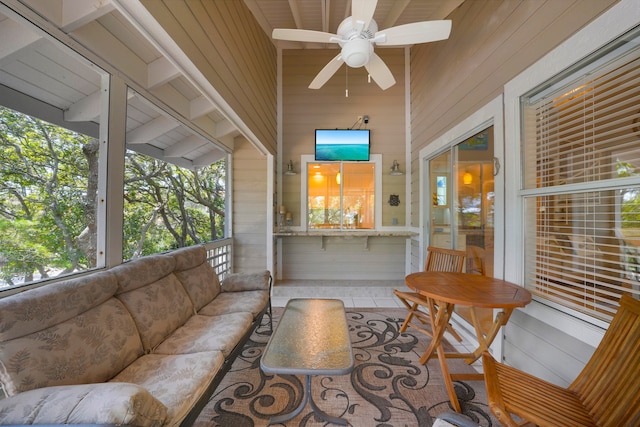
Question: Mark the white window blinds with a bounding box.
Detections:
[522,27,640,321]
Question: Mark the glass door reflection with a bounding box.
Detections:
[427,127,496,331]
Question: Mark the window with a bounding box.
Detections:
[307,162,375,230]
[123,92,227,260]
[521,26,640,320]
[0,106,100,288]
[123,150,226,259]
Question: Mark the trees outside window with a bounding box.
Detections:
[0,106,226,289]
[123,150,226,260]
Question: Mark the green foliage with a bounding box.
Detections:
[617,159,640,229]
[0,106,226,287]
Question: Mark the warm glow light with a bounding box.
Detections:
[336,172,341,184]
[463,172,473,185]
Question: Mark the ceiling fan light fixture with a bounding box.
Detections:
[342,38,372,68]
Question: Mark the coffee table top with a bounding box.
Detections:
[261,298,354,376]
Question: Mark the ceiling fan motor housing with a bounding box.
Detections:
[341,38,373,67]
[337,17,378,68]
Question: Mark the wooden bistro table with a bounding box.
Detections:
[404,271,532,412]
[260,298,354,425]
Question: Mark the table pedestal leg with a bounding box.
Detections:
[268,375,348,426]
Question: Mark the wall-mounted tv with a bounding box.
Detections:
[315,129,370,161]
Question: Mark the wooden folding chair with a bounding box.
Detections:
[394,246,467,342]
[482,294,640,427]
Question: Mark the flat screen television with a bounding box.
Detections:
[315,129,370,161]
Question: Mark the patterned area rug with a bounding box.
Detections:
[194,307,498,427]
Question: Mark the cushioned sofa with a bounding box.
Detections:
[0,245,272,426]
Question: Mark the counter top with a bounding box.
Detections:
[273,230,417,249]
[273,230,418,237]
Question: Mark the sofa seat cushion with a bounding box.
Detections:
[110,352,224,427]
[0,297,143,396]
[153,312,253,357]
[199,290,270,318]
[0,382,167,426]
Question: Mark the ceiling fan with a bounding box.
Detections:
[271,0,451,90]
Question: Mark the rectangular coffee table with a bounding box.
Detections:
[260,298,354,425]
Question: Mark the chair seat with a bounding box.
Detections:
[482,294,640,427]
[483,352,596,427]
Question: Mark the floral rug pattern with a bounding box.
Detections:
[194,308,497,427]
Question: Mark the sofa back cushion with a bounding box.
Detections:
[170,245,221,311]
[0,272,143,396]
[112,255,194,352]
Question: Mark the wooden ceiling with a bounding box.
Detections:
[244,0,465,49]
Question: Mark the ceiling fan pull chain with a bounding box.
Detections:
[345,66,349,97]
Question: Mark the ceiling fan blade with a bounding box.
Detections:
[365,53,395,90]
[352,0,378,30]
[309,54,344,89]
[272,28,339,44]
[375,20,452,46]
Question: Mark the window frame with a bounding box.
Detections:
[504,0,640,336]
[299,154,382,231]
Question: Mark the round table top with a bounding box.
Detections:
[405,271,532,309]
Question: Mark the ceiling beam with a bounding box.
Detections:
[381,0,410,29]
[0,83,99,137]
[192,149,226,169]
[164,134,207,158]
[320,0,330,33]
[0,18,42,66]
[432,0,466,20]
[289,0,303,28]
[64,90,101,121]
[60,0,115,32]
[65,89,135,122]
[147,56,180,89]
[189,95,215,120]
[127,115,178,144]
[214,118,238,138]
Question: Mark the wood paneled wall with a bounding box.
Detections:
[278,48,409,280]
[409,0,619,226]
[141,0,277,154]
[232,136,269,272]
[281,48,407,228]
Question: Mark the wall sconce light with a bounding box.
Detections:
[336,172,341,184]
[463,171,473,185]
[284,160,296,175]
[390,160,404,175]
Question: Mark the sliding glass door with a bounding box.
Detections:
[428,127,495,327]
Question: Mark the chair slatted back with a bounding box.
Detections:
[570,294,640,427]
[424,246,466,273]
